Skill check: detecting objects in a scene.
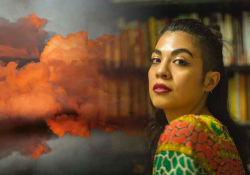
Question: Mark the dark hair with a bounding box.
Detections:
[143,19,250,174]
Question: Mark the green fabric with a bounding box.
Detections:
[211,122,222,135]
[153,151,209,175]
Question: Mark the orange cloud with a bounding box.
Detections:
[0,62,61,119]
[0,14,49,59]
[21,143,51,159]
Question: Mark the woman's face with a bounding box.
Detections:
[148,31,205,111]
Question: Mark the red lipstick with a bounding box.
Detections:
[153,83,172,93]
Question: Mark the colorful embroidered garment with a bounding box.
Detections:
[152,114,245,175]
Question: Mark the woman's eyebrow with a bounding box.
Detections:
[152,48,194,59]
[152,49,162,56]
[171,48,194,58]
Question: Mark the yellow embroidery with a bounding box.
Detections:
[174,114,235,145]
[218,149,241,160]
[157,143,241,161]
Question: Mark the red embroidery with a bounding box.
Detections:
[157,115,245,174]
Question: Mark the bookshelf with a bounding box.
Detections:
[101,0,250,126]
[108,0,250,21]
[109,0,249,3]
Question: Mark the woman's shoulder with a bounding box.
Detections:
[155,114,244,174]
[157,114,238,159]
[166,114,233,143]
[171,114,224,130]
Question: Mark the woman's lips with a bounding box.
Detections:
[153,83,172,93]
[153,89,171,93]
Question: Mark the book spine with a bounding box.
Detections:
[141,22,151,69]
[104,42,112,69]
[148,16,157,53]
[235,72,241,121]
[131,79,141,117]
[242,11,250,65]
[238,16,244,65]
[127,29,135,67]
[235,16,243,65]
[140,80,148,117]
[247,12,250,65]
[126,21,140,69]
[113,37,121,69]
[247,75,250,121]
[223,14,234,67]
[120,80,131,117]
[108,77,119,118]
[120,29,129,68]
[239,73,247,122]
[215,13,226,65]
[98,77,109,120]
[228,76,237,120]
[147,85,153,117]
[232,16,239,65]
[137,21,143,68]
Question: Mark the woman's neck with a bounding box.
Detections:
[195,105,212,116]
[164,105,212,123]
[164,93,212,122]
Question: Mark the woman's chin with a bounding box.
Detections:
[152,102,171,110]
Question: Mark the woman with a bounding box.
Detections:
[144,19,250,175]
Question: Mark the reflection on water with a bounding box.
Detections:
[0,120,148,175]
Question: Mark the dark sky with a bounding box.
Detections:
[0,0,117,39]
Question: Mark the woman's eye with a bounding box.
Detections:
[173,59,189,65]
[151,58,160,64]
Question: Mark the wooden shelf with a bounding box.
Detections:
[109,0,249,5]
[226,65,250,73]
[99,66,149,81]
[226,65,250,78]
[108,0,250,21]
[239,122,250,130]
[100,65,250,80]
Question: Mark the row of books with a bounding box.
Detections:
[98,76,153,118]
[97,71,250,123]
[229,73,250,123]
[98,70,250,122]
[112,11,250,69]
[100,30,153,118]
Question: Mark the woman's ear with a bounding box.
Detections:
[204,71,220,92]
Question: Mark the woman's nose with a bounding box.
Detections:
[156,63,171,79]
